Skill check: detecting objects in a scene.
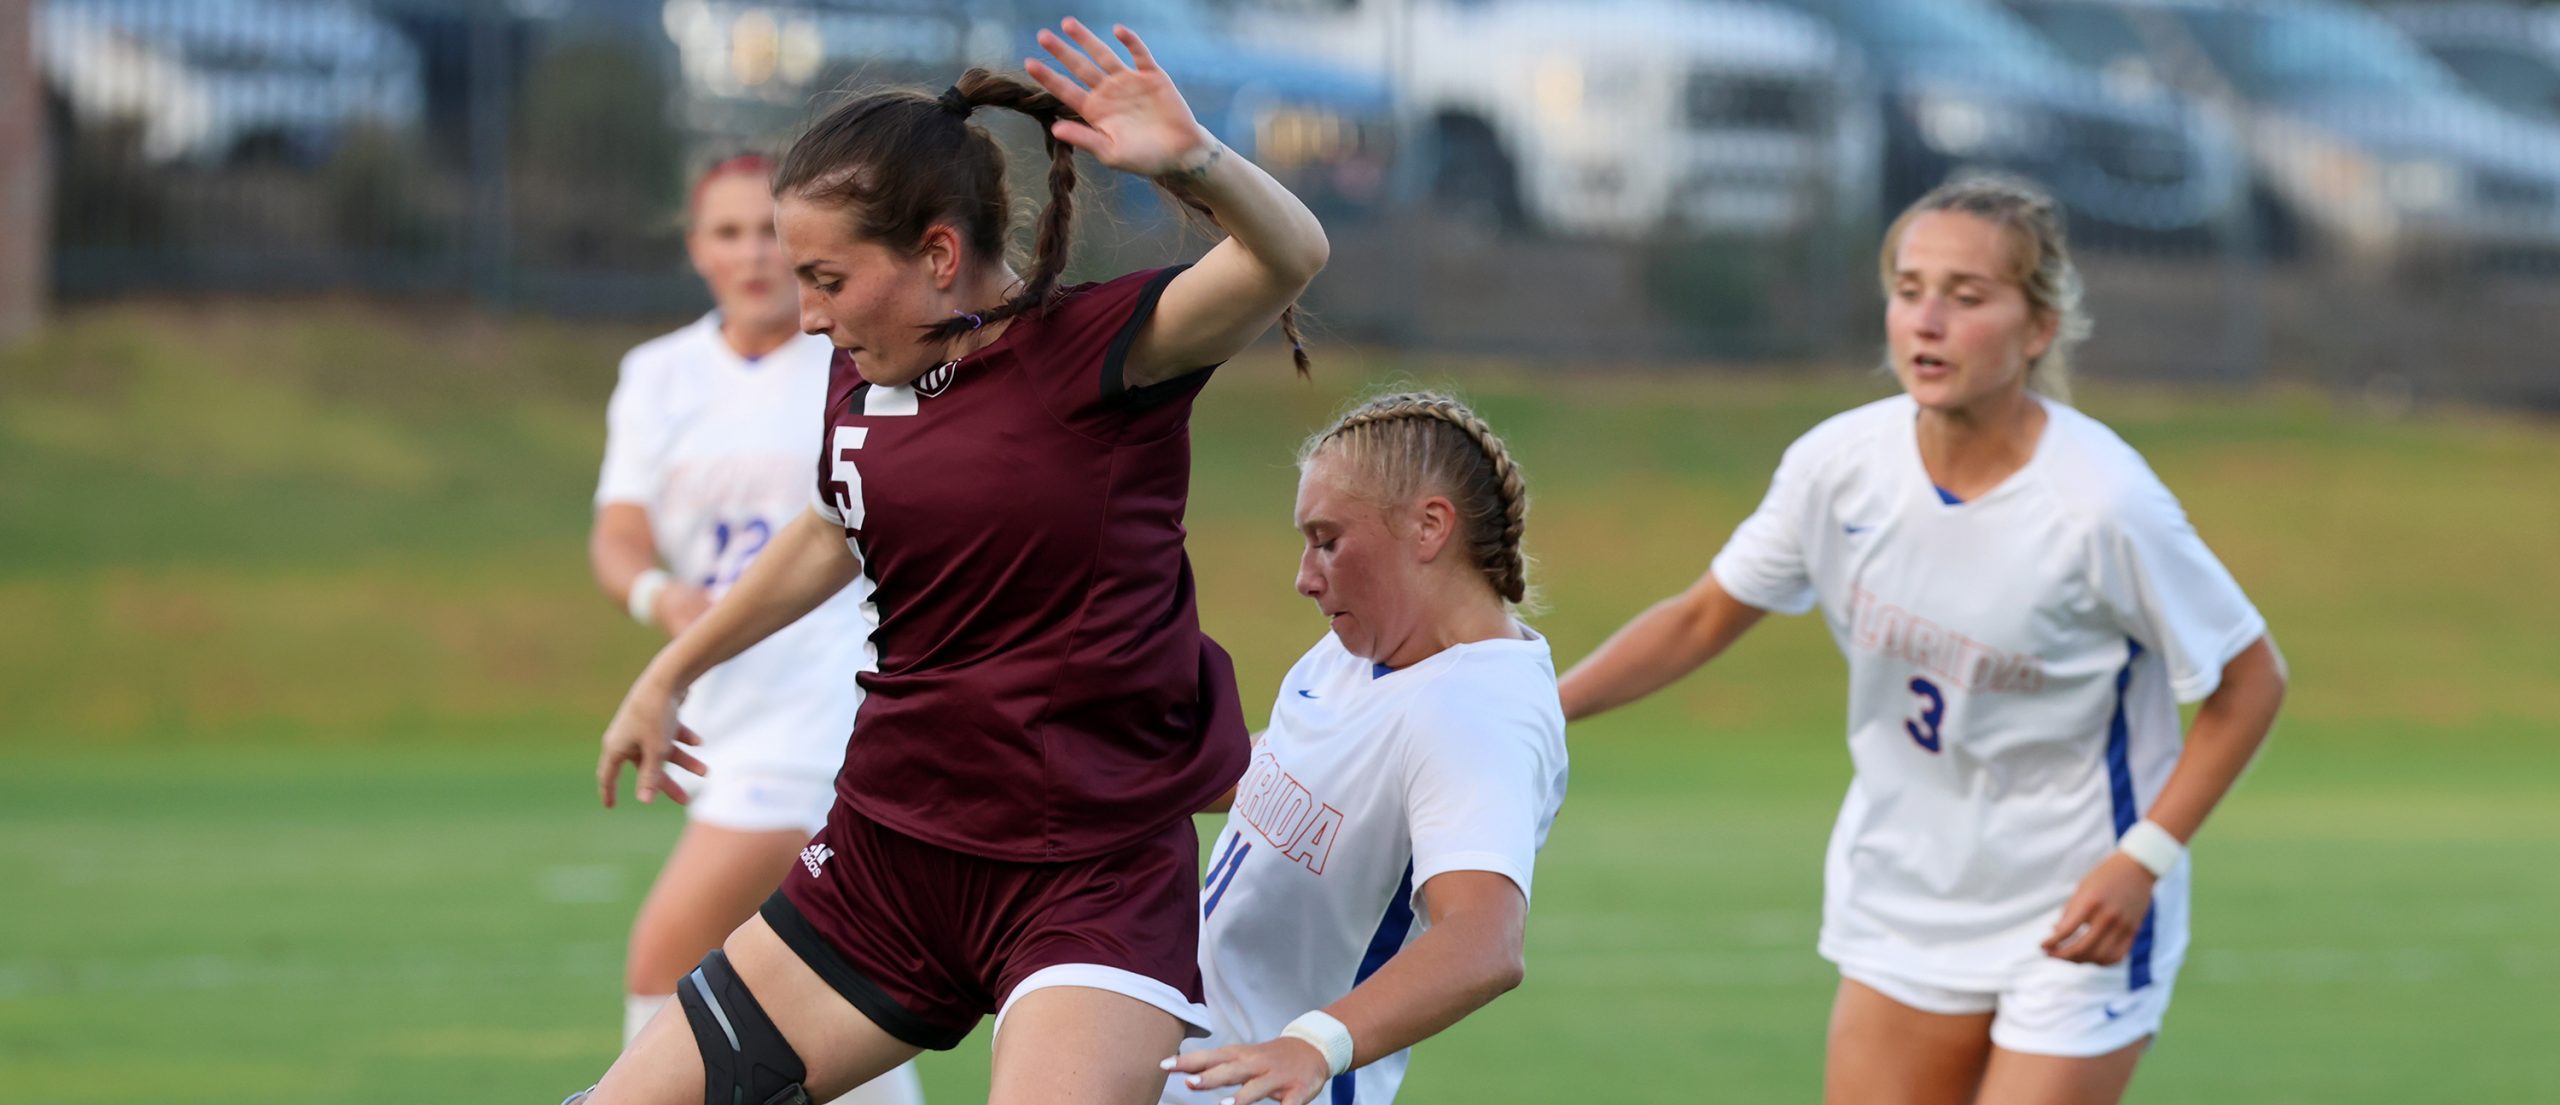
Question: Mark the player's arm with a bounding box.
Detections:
[2046,634,2287,964]
[1166,872,1527,1105]
[1022,20,1326,386]
[1325,871,1526,1057]
[590,504,711,637]
[596,507,861,808]
[1558,569,1769,722]
[2140,633,2287,842]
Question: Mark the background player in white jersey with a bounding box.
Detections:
[1557,176,2288,1105]
[588,153,920,1105]
[1163,393,1567,1105]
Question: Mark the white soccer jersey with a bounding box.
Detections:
[1165,627,1568,1105]
[1710,394,2265,992]
[596,315,875,780]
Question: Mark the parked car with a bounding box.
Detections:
[1222,0,1881,242]
[2379,2,2560,123]
[36,0,427,166]
[1764,0,2245,247]
[659,0,1395,218]
[2003,0,2560,273]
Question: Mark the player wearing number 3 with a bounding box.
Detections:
[576,18,1327,1105]
[587,152,923,1105]
[1559,176,2286,1105]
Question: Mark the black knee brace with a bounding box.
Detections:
[678,950,813,1105]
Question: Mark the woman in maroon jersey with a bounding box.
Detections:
[575,18,1327,1105]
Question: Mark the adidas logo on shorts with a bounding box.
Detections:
[799,843,834,878]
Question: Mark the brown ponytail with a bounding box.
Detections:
[773,68,1080,343]
[775,68,1311,376]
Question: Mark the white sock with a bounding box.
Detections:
[624,992,673,1048]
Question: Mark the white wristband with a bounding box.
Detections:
[1279,1010,1354,1078]
[2116,819,2185,879]
[626,568,672,627]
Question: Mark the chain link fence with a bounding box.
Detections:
[27,0,2560,407]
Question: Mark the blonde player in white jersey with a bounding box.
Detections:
[588,153,921,1105]
[1559,175,2287,1105]
[1162,393,1568,1105]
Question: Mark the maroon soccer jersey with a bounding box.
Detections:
[811,266,1249,862]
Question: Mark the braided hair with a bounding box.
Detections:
[1301,391,1530,605]
[773,67,1310,375]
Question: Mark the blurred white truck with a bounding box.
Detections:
[1223,0,1879,239]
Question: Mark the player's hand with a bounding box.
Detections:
[1162,1037,1333,1105]
[2042,851,2156,964]
[1023,19,1214,178]
[654,582,713,638]
[597,675,708,809]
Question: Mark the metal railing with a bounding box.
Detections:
[25,0,2560,408]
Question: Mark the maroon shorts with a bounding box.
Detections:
[765,799,1208,1050]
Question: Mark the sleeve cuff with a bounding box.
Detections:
[1413,852,1535,904]
[2170,611,2269,704]
[1098,264,1216,408]
[1709,560,1816,617]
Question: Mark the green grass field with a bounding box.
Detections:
[3,304,2556,1103]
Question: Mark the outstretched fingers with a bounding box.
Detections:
[1021,57,1089,114]
[1035,27,1109,89]
[1047,118,1110,157]
[665,746,708,780]
[1113,24,1159,71]
[634,728,692,806]
[1164,1044,1323,1105]
[639,760,692,806]
[1060,18,1128,74]
[597,746,628,808]
[1165,1047,1246,1087]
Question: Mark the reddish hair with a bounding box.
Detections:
[687,153,777,222]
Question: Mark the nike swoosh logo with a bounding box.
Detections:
[1843,524,1871,535]
[1296,689,1319,699]
[2102,1001,2136,1020]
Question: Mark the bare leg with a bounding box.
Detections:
[587,914,923,1105]
[988,987,1185,1105]
[1972,1040,2147,1105]
[626,823,809,996]
[615,825,927,1105]
[1824,978,1997,1105]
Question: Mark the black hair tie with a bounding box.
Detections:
[938,86,974,118]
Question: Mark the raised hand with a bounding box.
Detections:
[1023,19,1215,179]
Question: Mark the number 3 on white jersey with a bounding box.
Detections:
[831,426,869,528]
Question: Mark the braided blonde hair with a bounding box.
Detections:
[1300,391,1531,605]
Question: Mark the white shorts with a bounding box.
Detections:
[1840,955,2179,1058]
[668,761,836,836]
